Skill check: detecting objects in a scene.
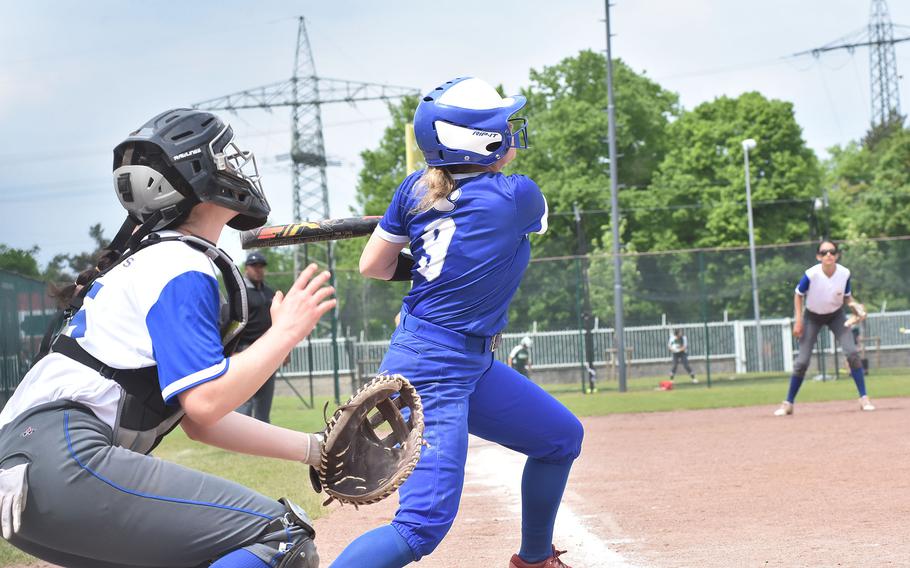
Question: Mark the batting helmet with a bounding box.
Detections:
[521,336,533,348]
[413,77,529,167]
[112,108,270,231]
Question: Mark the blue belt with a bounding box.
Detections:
[399,310,502,353]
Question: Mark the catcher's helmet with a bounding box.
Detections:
[413,77,528,167]
[112,108,270,231]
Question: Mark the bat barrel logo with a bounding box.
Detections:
[240,216,381,249]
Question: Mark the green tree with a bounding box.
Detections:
[354,96,421,217]
[632,92,822,252]
[614,92,823,320]
[331,96,420,338]
[518,50,680,254]
[507,51,679,329]
[0,245,41,278]
[828,124,910,238]
[824,122,910,312]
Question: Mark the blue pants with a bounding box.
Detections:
[383,311,584,560]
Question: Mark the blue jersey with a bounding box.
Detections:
[377,170,548,337]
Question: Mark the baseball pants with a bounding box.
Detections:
[793,310,862,378]
[381,311,584,560]
[0,402,313,568]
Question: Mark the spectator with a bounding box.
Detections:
[236,251,279,423]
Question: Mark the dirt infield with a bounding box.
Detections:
[12,398,910,567]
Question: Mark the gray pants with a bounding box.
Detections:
[237,374,276,423]
[670,352,693,377]
[793,310,862,378]
[0,403,316,568]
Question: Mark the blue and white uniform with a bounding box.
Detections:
[795,263,851,316]
[1,233,228,434]
[784,261,866,404]
[0,233,310,568]
[335,171,583,564]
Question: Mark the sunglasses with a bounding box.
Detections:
[818,249,838,256]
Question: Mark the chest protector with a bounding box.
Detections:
[41,234,248,454]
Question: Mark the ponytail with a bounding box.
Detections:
[49,249,120,308]
[412,166,456,213]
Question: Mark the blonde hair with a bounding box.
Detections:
[412,166,456,213]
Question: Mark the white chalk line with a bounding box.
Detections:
[462,436,644,568]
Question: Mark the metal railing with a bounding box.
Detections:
[281,310,910,378]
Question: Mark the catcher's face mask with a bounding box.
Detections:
[209,123,267,206]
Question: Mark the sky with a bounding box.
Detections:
[1,0,908,266]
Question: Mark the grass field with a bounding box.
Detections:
[1,369,907,566]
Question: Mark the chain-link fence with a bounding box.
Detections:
[0,270,57,401]
[4,236,910,400]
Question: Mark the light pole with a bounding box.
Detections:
[604,0,627,391]
[742,138,764,373]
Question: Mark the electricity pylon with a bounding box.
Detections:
[792,0,909,128]
[194,17,418,403]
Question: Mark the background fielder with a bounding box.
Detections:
[774,240,874,416]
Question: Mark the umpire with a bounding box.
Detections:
[236,251,278,422]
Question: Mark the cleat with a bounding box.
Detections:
[860,396,876,411]
[691,377,699,384]
[509,546,572,568]
[773,401,793,417]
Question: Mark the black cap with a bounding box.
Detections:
[245,251,267,266]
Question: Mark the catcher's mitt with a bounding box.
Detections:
[310,373,425,508]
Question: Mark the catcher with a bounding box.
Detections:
[0,109,336,567]
[774,240,875,416]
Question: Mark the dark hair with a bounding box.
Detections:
[816,240,839,254]
[674,328,682,335]
[49,249,120,308]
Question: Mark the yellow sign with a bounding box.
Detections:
[405,123,424,174]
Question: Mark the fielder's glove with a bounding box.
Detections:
[844,302,867,328]
[310,373,425,508]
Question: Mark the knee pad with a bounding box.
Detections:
[276,498,319,568]
[277,539,319,568]
[847,352,863,370]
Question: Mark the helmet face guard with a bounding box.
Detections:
[205,123,270,230]
[414,77,529,167]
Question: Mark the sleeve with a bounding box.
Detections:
[682,335,688,349]
[511,175,548,235]
[146,270,229,404]
[667,336,674,349]
[845,277,852,297]
[377,172,421,244]
[795,273,810,295]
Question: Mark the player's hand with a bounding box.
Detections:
[0,463,28,540]
[793,320,803,338]
[270,264,336,345]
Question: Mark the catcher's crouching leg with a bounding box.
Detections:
[216,498,319,567]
